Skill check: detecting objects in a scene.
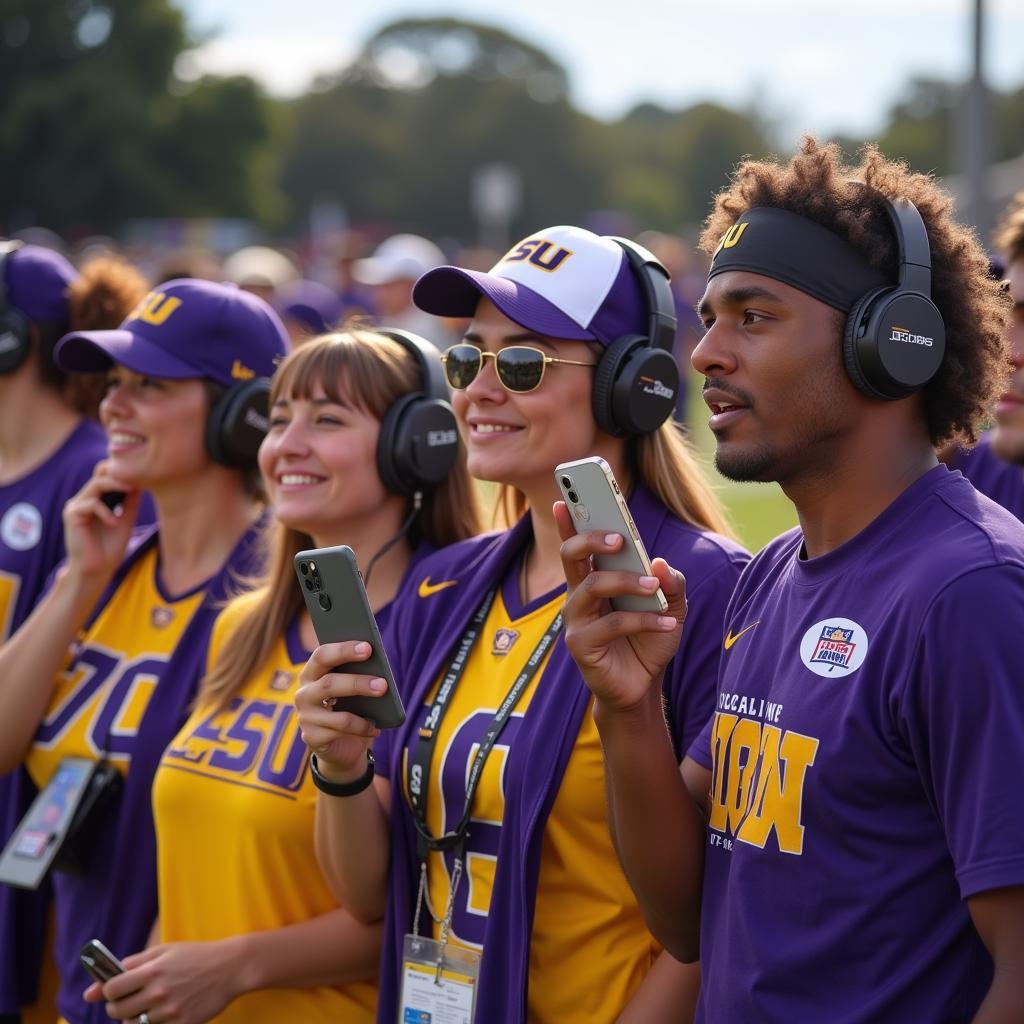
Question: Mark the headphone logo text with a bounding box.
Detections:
[889,325,933,347]
[504,239,573,272]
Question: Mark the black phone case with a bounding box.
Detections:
[294,546,406,729]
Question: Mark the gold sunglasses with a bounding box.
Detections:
[441,343,596,394]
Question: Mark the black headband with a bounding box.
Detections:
[707,207,889,312]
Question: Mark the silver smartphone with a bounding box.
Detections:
[294,545,406,729]
[555,457,668,613]
[80,938,125,984]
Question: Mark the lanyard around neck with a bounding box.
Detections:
[406,585,563,860]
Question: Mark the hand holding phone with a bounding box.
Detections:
[294,546,406,729]
[80,938,124,984]
[555,457,668,613]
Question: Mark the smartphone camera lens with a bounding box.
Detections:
[567,489,579,504]
[318,593,331,611]
[299,562,309,575]
[560,476,573,490]
[304,579,315,592]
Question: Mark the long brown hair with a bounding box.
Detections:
[496,417,735,538]
[199,329,483,710]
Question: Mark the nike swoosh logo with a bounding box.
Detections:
[724,620,761,650]
[418,576,459,599]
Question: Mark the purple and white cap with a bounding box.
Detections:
[413,225,646,346]
[54,278,289,386]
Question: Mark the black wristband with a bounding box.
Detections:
[310,751,375,797]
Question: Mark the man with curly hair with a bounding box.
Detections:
[948,192,1024,517]
[557,139,1024,1022]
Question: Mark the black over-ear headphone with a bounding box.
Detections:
[0,241,32,375]
[842,196,946,401]
[374,328,460,497]
[205,377,273,469]
[591,238,680,437]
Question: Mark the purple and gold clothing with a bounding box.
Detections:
[950,433,1024,521]
[153,593,376,1024]
[376,484,748,1023]
[689,466,1024,1023]
[25,525,262,1024]
[0,418,106,1014]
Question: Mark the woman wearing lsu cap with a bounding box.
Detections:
[295,226,750,1022]
[0,278,288,1024]
[84,329,482,1024]
[0,245,147,1024]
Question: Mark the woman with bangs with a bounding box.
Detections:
[296,226,751,1023]
[94,330,481,1024]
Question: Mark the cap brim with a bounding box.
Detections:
[54,330,202,379]
[412,267,592,341]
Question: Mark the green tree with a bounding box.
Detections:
[281,17,601,240]
[0,0,282,234]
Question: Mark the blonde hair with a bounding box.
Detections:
[496,419,734,538]
[199,329,483,710]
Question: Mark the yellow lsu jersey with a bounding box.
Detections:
[410,584,659,1024]
[152,592,377,1024]
[27,548,206,788]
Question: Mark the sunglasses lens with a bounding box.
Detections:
[497,348,545,392]
[443,345,482,389]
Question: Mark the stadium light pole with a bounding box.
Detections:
[963,0,990,233]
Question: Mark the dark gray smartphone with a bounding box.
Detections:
[80,938,124,984]
[555,456,668,613]
[294,545,406,729]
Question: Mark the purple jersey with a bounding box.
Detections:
[689,466,1024,1023]
[0,418,106,1013]
[950,433,1024,521]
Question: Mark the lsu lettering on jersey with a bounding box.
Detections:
[403,572,657,1024]
[690,467,1024,1024]
[26,547,205,788]
[152,593,376,1024]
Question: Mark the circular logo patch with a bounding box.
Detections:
[799,617,869,678]
[1,502,43,551]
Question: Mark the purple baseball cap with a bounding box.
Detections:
[3,244,79,323]
[275,279,344,335]
[412,225,646,346]
[54,278,290,386]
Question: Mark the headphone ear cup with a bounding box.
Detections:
[591,336,638,437]
[842,287,892,401]
[377,394,460,497]
[592,335,679,437]
[0,308,32,375]
[205,378,271,468]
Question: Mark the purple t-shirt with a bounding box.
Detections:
[950,433,1024,521]
[689,465,1024,1023]
[0,418,106,1013]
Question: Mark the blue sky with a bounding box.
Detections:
[177,0,1023,142]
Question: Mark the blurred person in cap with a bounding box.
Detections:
[0,244,148,1024]
[945,192,1024,519]
[274,280,344,348]
[222,246,299,305]
[0,279,288,1024]
[352,233,456,349]
[296,225,748,1023]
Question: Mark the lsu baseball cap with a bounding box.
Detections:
[412,225,646,346]
[54,278,289,386]
[4,244,79,323]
